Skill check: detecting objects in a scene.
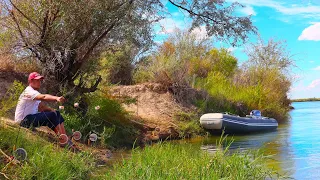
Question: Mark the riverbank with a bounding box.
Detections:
[291,98,320,102]
[0,120,284,179]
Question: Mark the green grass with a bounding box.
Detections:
[174,111,206,138]
[0,123,95,180]
[105,140,283,180]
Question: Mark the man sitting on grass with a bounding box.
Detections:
[14,72,78,151]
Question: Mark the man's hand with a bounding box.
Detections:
[56,96,66,103]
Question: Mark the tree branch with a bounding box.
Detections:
[79,21,117,63]
[40,10,49,40]
[167,0,219,24]
[77,75,102,93]
[9,12,25,42]
[78,0,135,63]
[9,0,41,30]
[0,172,10,180]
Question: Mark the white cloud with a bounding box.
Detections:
[313,66,320,70]
[227,0,320,18]
[308,79,320,88]
[158,18,185,34]
[298,23,320,41]
[239,6,257,16]
[191,26,208,40]
[290,79,320,99]
[227,47,238,52]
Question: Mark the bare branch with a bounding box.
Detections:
[76,75,102,93]
[9,0,41,30]
[9,10,28,47]
[79,21,117,63]
[167,0,219,24]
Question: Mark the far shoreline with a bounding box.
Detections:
[291,98,320,102]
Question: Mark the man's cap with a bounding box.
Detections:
[28,72,44,81]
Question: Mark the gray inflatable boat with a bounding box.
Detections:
[200,110,278,134]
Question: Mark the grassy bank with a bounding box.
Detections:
[291,98,320,102]
[0,123,95,179]
[105,141,282,180]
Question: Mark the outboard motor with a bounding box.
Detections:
[250,110,262,118]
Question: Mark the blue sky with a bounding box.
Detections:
[154,0,320,99]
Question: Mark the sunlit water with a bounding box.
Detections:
[188,101,320,179]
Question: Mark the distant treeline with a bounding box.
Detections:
[291,98,320,102]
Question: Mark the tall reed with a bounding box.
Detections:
[105,141,282,179]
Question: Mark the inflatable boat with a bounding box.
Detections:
[200,110,278,134]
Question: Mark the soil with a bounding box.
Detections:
[109,83,201,142]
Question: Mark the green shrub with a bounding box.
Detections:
[198,69,290,122]
[174,111,205,138]
[62,92,139,148]
[0,80,25,117]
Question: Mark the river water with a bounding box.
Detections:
[108,101,319,179]
[191,101,320,179]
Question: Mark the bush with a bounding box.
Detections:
[0,80,25,117]
[62,92,140,148]
[174,111,205,138]
[198,69,290,122]
[134,30,211,86]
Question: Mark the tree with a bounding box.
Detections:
[134,30,238,87]
[0,0,256,94]
[100,42,139,85]
[244,37,294,73]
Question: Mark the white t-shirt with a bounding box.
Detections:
[14,86,41,123]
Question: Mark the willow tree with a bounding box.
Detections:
[0,0,256,94]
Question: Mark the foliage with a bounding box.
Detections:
[0,80,25,117]
[0,53,40,73]
[62,92,139,148]
[134,30,238,87]
[0,125,94,179]
[105,141,282,179]
[198,39,293,122]
[174,111,205,138]
[0,0,256,94]
[99,43,138,85]
[0,54,14,71]
[244,37,294,73]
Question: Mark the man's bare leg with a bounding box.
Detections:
[53,122,66,135]
[54,122,67,144]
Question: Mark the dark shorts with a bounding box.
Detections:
[20,111,65,130]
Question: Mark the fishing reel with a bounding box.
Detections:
[13,148,27,161]
[0,146,28,163]
[58,130,83,146]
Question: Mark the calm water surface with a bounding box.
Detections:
[191,101,320,179]
[109,102,320,179]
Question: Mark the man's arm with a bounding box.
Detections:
[34,94,66,103]
[38,102,55,112]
